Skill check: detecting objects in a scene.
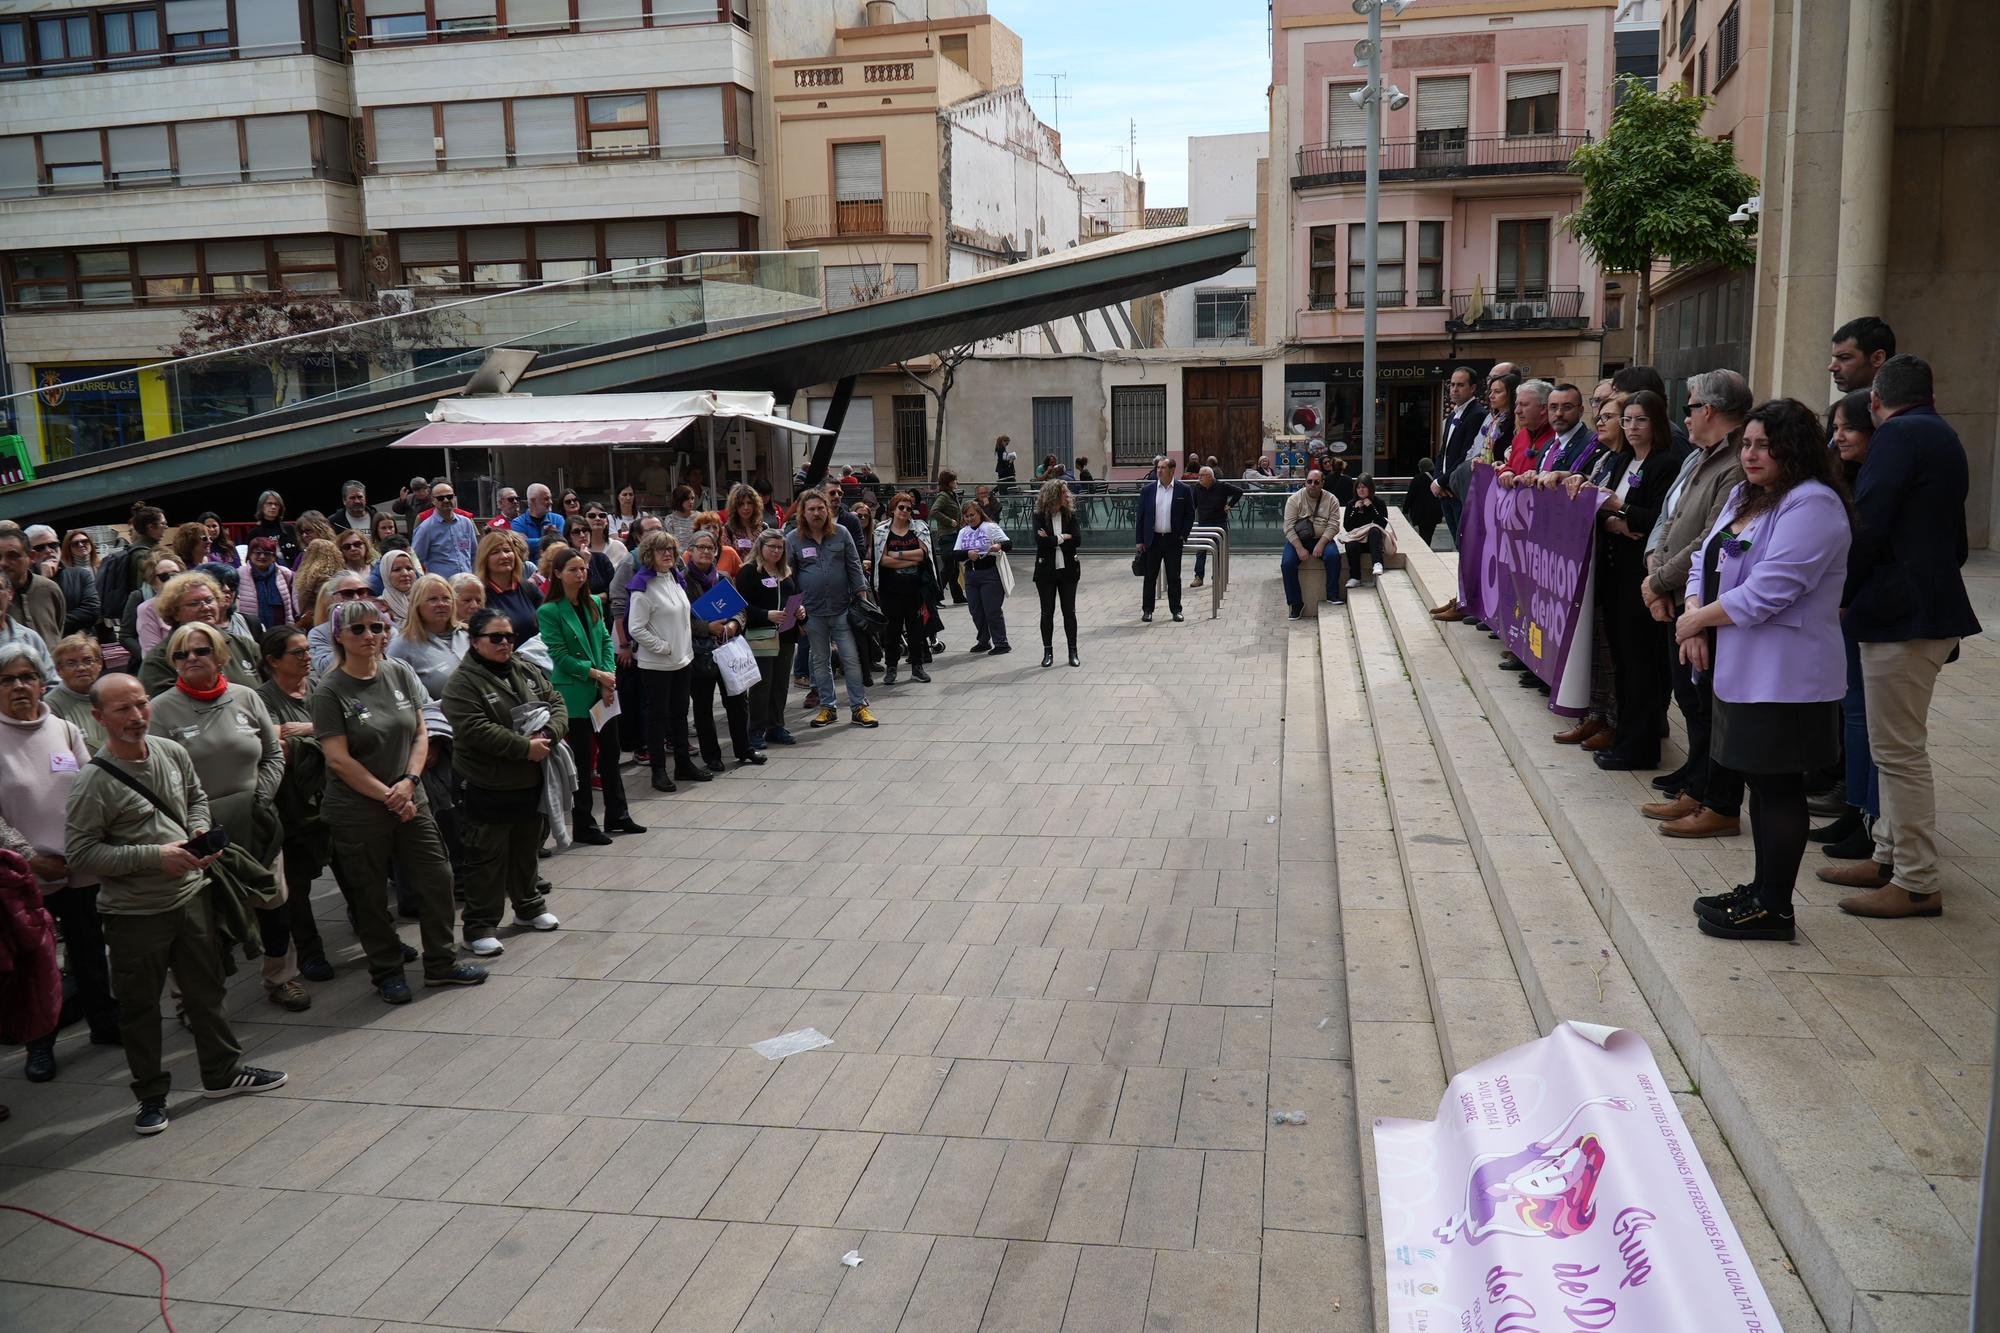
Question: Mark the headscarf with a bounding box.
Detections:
[376,550,419,624]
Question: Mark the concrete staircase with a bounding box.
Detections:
[1357,513,1980,1333]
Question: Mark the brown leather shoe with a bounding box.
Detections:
[1837,883,1943,918]
[1430,597,1460,617]
[1816,859,1894,889]
[1659,808,1741,839]
[1554,718,1608,745]
[1641,794,1700,822]
[1581,730,1617,752]
[1433,605,1466,623]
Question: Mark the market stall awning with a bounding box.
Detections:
[388,389,831,450]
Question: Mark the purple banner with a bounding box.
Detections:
[1375,1023,1784,1333]
[1456,465,1605,710]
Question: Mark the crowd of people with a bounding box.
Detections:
[1414,317,1978,944]
[0,463,1083,1133]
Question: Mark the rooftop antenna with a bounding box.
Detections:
[1042,73,1068,131]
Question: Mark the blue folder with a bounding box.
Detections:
[691,580,748,621]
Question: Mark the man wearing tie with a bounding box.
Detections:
[1135,455,1195,623]
[1431,365,1487,544]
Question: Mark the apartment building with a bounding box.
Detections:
[0,0,357,460]
[1266,0,1618,476]
[771,5,1137,482]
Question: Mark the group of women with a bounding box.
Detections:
[1448,368,1864,942]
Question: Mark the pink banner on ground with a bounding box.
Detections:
[1373,1023,1783,1333]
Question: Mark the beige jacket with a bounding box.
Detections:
[1282,487,1343,546]
[1645,439,1746,602]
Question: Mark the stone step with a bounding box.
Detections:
[1386,514,1972,1333]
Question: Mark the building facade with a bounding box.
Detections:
[1266,0,1618,477]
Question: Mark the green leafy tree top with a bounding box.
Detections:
[1564,76,1758,358]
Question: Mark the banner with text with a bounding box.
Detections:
[1456,465,1605,715]
[1374,1023,1783,1333]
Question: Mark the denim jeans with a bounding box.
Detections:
[1280,542,1341,608]
[1842,636,1879,819]
[806,612,868,708]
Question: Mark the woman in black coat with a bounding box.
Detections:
[1573,389,1685,770]
[735,530,803,747]
[1032,479,1083,668]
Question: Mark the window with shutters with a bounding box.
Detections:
[0,139,35,198]
[3,235,354,309]
[139,242,198,301]
[889,263,918,294]
[536,222,599,280]
[824,263,882,309]
[1347,222,1405,307]
[673,215,739,254]
[236,1,304,56]
[512,97,578,166]
[1716,2,1741,81]
[373,107,438,173]
[9,253,74,308]
[207,238,271,295]
[1308,226,1340,309]
[165,0,230,58]
[434,0,498,34]
[1696,45,1708,95]
[659,87,724,157]
[35,14,93,74]
[587,94,651,158]
[176,119,242,186]
[1111,385,1168,467]
[468,227,527,287]
[245,115,312,181]
[0,20,28,79]
[1504,70,1559,137]
[1416,76,1469,165]
[276,236,340,291]
[832,141,886,235]
[43,131,103,192]
[892,395,928,477]
[1326,84,1366,146]
[577,0,644,31]
[654,0,718,23]
[365,0,426,41]
[397,230,462,286]
[1416,221,1444,305]
[605,219,669,276]
[443,102,506,170]
[109,124,172,186]
[1496,219,1550,299]
[733,87,755,159]
[507,0,571,33]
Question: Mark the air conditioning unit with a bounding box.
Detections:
[1508,300,1550,320]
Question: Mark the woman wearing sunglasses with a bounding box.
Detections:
[585,505,628,575]
[56,529,100,638]
[314,598,486,1003]
[305,571,378,677]
[442,607,568,958]
[137,572,258,697]
[149,621,304,1011]
[336,529,376,578]
[610,484,645,544]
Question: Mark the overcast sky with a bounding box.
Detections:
[996,0,1270,208]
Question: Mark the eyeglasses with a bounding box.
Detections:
[473,631,513,645]
[170,644,215,662]
[277,647,310,660]
[0,672,40,687]
[343,623,389,637]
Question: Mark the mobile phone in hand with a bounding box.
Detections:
[184,828,229,857]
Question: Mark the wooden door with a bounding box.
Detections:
[1182,367,1263,476]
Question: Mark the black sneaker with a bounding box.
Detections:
[134,1097,169,1136]
[298,953,335,983]
[607,816,648,835]
[204,1066,287,1099]
[399,942,419,963]
[1171,612,1185,622]
[910,666,931,683]
[379,978,413,1005]
[1696,897,1795,941]
[1651,766,1693,793]
[574,827,614,847]
[1694,884,1754,920]
[1289,606,1302,619]
[674,765,715,783]
[1141,613,1153,623]
[425,963,490,987]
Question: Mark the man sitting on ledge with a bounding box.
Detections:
[1281,470,1344,619]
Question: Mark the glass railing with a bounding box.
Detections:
[911,481,1412,553]
[11,250,823,469]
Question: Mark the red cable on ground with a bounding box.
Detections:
[0,1202,176,1332]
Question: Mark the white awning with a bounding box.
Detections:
[390,389,831,449]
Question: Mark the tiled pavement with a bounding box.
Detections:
[0,561,1372,1333]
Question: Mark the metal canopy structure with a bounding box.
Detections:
[2,225,1250,524]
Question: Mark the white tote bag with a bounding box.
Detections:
[713,636,761,696]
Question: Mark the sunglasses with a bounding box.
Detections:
[69,538,91,547]
[0,672,40,687]
[30,541,58,552]
[336,587,370,600]
[587,511,608,520]
[170,644,215,662]
[339,540,365,550]
[343,623,389,637]
[432,493,455,503]
[473,631,513,645]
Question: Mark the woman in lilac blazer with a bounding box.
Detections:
[1672,399,1852,942]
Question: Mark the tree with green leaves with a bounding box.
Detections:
[1564,76,1758,361]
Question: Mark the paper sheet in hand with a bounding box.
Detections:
[589,696,621,733]
[691,580,748,621]
[778,593,805,631]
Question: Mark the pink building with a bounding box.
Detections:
[1264,0,1618,473]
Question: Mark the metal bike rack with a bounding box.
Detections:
[1188,525,1229,619]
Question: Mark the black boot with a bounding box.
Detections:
[1068,645,1080,667]
[23,1036,56,1083]
[1042,648,1055,668]
[1807,808,1863,845]
[1822,816,1875,862]
[651,769,678,793]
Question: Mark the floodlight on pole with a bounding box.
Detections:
[1349,0,1410,475]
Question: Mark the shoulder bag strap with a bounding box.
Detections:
[88,755,190,836]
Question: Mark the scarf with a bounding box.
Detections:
[683,558,720,599]
[176,673,229,703]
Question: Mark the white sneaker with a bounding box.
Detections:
[1345,578,1362,588]
[468,936,504,957]
[522,912,561,932]
[1372,562,1384,576]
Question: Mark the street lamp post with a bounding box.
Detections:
[1350,0,1408,477]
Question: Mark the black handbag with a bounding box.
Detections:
[1131,554,1146,578]
[1293,517,1320,547]
[846,596,886,637]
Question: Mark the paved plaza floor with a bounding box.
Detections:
[0,562,1372,1332]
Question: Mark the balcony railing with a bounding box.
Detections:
[1305,289,1446,312]
[1,162,354,199]
[1293,132,1589,187]
[784,192,933,243]
[1445,287,1588,331]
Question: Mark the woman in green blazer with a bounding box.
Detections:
[537,548,644,846]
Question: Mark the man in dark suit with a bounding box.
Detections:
[1826,355,1982,921]
[1432,366,1488,546]
[1135,455,1195,622]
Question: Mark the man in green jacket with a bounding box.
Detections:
[65,674,286,1135]
[930,471,968,604]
